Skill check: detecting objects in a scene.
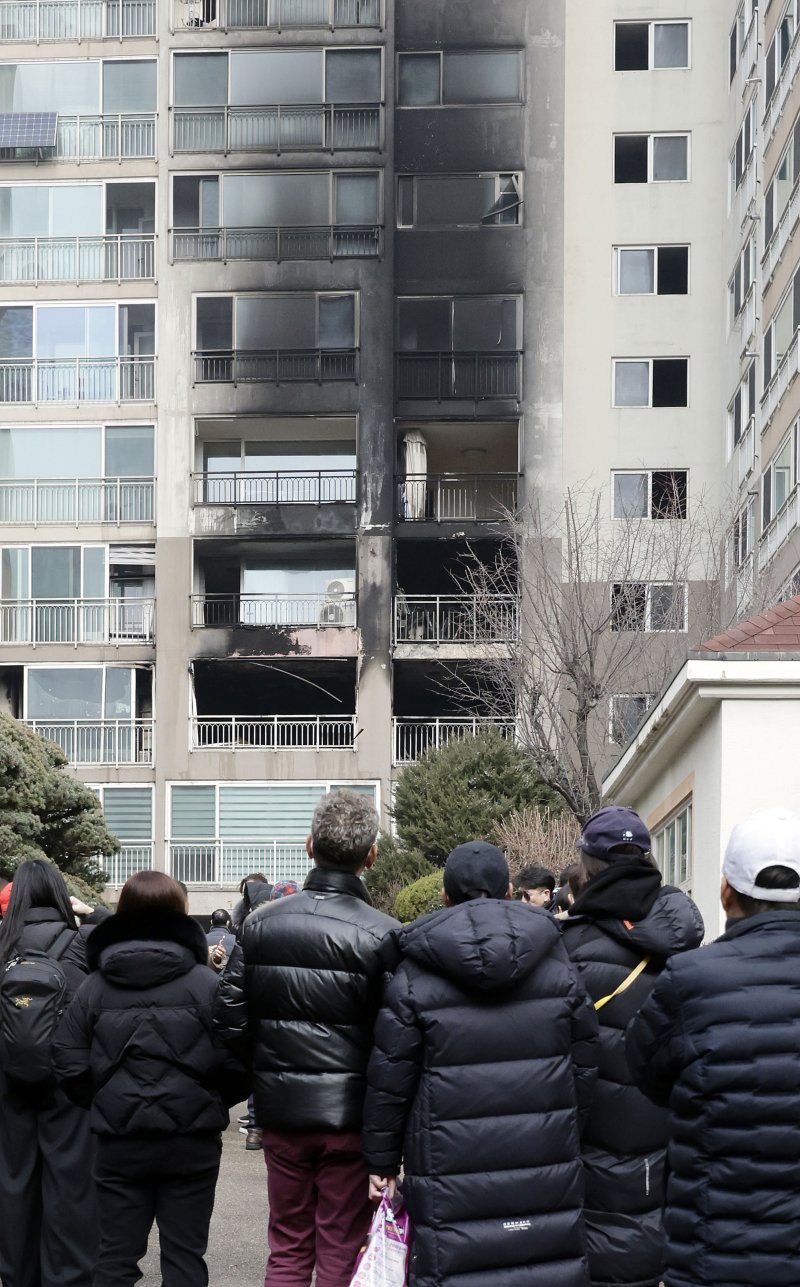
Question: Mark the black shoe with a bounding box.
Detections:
[245,1128,263,1150]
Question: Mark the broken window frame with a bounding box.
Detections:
[396,172,523,229]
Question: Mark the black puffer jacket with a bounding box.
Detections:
[561,866,704,1287]
[8,907,91,1000]
[627,912,800,1287]
[214,866,399,1131]
[362,900,599,1287]
[52,910,247,1136]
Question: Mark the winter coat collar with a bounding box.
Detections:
[86,908,209,972]
[24,906,70,926]
[569,859,663,922]
[304,866,370,903]
[720,909,800,942]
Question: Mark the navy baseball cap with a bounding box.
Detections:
[444,841,510,904]
[576,806,651,859]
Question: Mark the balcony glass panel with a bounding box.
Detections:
[103,60,156,114]
[231,50,323,105]
[0,59,100,113]
[325,49,380,101]
[441,52,520,104]
[225,173,329,226]
[174,54,228,107]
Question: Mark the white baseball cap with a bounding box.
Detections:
[723,808,800,902]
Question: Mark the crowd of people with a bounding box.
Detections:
[1,789,800,1287]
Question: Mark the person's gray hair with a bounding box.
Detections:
[311,790,379,870]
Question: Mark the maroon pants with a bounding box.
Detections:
[262,1129,373,1287]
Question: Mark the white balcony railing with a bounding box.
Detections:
[733,158,758,230]
[758,486,800,572]
[393,595,518,646]
[191,715,356,750]
[762,177,800,288]
[191,592,356,628]
[25,718,154,765]
[0,0,156,37]
[735,417,756,488]
[104,844,154,887]
[194,470,356,506]
[174,0,382,30]
[0,598,154,645]
[739,286,757,352]
[735,12,758,100]
[171,103,382,153]
[397,473,517,522]
[761,331,800,430]
[392,717,516,766]
[0,357,155,405]
[0,477,154,525]
[0,235,155,284]
[172,224,381,262]
[169,839,310,886]
[764,23,800,155]
[48,115,156,161]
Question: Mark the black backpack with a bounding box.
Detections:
[0,925,74,1084]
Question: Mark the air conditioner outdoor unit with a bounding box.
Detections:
[319,577,356,626]
[324,578,356,597]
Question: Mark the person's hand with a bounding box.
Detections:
[368,1175,396,1202]
[211,943,226,966]
[70,896,94,918]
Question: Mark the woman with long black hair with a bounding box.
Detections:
[0,859,98,1287]
[53,869,248,1287]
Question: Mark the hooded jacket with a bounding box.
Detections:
[213,866,399,1132]
[561,865,704,1287]
[627,911,800,1287]
[52,909,248,1136]
[362,899,599,1287]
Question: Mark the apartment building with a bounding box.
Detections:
[0,0,732,907]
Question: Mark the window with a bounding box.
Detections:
[173,171,380,230]
[728,362,757,449]
[615,245,689,295]
[764,115,800,243]
[397,173,522,228]
[763,267,800,385]
[93,785,153,839]
[730,0,758,81]
[23,665,137,718]
[614,21,690,70]
[614,134,689,183]
[195,293,358,352]
[0,58,156,115]
[762,425,798,526]
[609,694,654,745]
[397,296,521,352]
[765,1,796,103]
[613,359,689,407]
[172,48,382,108]
[0,424,153,480]
[653,803,692,891]
[729,236,756,319]
[612,471,688,519]
[611,582,687,632]
[729,498,754,574]
[730,99,756,193]
[397,50,522,106]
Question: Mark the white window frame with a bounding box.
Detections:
[612,358,690,408]
[763,269,800,385]
[730,0,759,81]
[610,469,689,520]
[728,234,756,320]
[727,362,757,455]
[729,98,757,196]
[613,244,690,296]
[765,1,798,105]
[608,693,655,746]
[396,172,523,229]
[611,582,689,633]
[613,133,691,184]
[762,422,798,527]
[613,19,692,71]
[652,801,692,893]
[170,46,385,110]
[21,663,141,719]
[728,496,755,581]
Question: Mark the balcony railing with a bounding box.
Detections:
[397,472,517,522]
[25,718,154,765]
[0,478,154,525]
[0,0,156,37]
[169,839,310,887]
[174,0,382,29]
[761,331,800,431]
[0,357,155,405]
[172,224,381,262]
[0,598,155,645]
[171,104,382,154]
[758,487,800,573]
[43,115,157,161]
[194,470,356,506]
[763,22,800,156]
[394,595,517,646]
[104,844,154,887]
[733,418,756,489]
[393,717,515,766]
[193,349,357,385]
[396,352,523,401]
[191,592,356,628]
[191,715,356,750]
[763,176,800,289]
[0,235,156,284]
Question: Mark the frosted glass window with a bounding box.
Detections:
[319,295,355,348]
[414,176,495,226]
[0,187,48,237]
[174,54,227,107]
[196,298,232,350]
[103,60,156,113]
[224,174,329,228]
[204,442,241,472]
[618,249,655,294]
[0,307,32,358]
[652,136,688,181]
[105,426,154,477]
[31,547,81,598]
[453,298,518,350]
[2,548,28,599]
[27,667,103,718]
[613,473,648,518]
[614,361,650,406]
[237,297,315,350]
[398,55,439,106]
[104,667,132,716]
[335,174,379,224]
[0,427,101,479]
[654,23,689,68]
[37,307,115,359]
[242,563,353,595]
[0,61,100,114]
[53,186,102,237]
[325,50,381,103]
[442,52,521,104]
[231,50,321,106]
[82,547,106,597]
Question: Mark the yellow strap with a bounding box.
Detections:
[594,955,651,1011]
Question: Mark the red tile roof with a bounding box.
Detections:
[698,595,800,652]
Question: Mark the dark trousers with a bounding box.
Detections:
[92,1134,222,1287]
[0,1072,97,1287]
[262,1129,373,1287]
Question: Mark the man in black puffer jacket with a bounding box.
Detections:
[214,789,399,1287]
[627,807,800,1287]
[561,806,704,1287]
[363,840,599,1287]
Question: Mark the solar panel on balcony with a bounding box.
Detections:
[0,113,58,148]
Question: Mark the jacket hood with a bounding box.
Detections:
[399,898,561,993]
[572,884,704,957]
[87,909,209,989]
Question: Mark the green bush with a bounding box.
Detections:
[394,871,444,923]
[363,835,436,916]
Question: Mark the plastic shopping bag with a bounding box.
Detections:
[349,1190,411,1287]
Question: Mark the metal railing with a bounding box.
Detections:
[194,470,356,506]
[48,115,157,161]
[193,349,357,385]
[761,330,800,431]
[172,224,381,262]
[0,598,154,645]
[169,840,310,886]
[25,718,154,765]
[0,477,154,525]
[734,418,756,489]
[0,0,155,37]
[191,592,356,628]
[397,473,517,522]
[0,235,156,284]
[191,715,356,750]
[175,0,381,28]
[758,487,800,572]
[762,176,800,289]
[396,352,522,401]
[392,717,515,765]
[0,357,155,405]
[394,595,517,646]
[104,844,154,887]
[172,104,382,153]
[764,20,800,155]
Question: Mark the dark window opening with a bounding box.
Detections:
[615,135,648,183]
[651,471,688,519]
[615,23,650,71]
[657,246,689,294]
[611,582,646,631]
[652,359,688,407]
